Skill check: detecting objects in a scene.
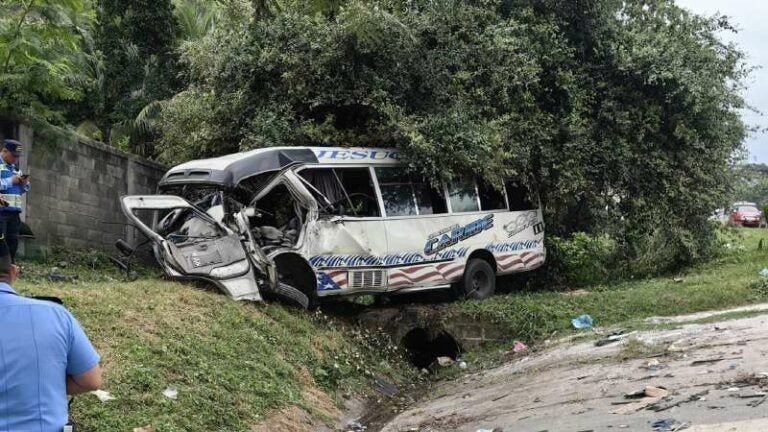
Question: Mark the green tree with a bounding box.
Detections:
[173,0,221,41]
[157,0,748,275]
[0,0,95,125]
[95,0,179,154]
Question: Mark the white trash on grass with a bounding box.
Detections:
[90,389,116,402]
[162,387,178,400]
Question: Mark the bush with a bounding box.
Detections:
[546,233,618,287]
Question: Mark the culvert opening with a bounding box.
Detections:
[401,328,461,369]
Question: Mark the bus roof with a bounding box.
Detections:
[159,147,402,188]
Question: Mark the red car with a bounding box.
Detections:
[730,205,763,227]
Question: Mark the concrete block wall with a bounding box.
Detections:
[20,125,166,255]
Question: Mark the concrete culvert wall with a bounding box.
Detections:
[401,328,461,369]
[356,305,509,352]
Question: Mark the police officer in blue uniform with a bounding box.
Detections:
[0,236,102,431]
[0,139,30,263]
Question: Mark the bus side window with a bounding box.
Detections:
[478,180,506,211]
[299,168,381,217]
[375,167,447,216]
[448,180,480,213]
[505,180,535,211]
[413,181,448,215]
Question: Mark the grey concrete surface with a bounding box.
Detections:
[20,124,166,255]
[381,304,768,432]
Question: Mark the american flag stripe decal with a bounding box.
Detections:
[388,262,466,288]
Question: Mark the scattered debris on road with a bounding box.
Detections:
[346,420,367,432]
[690,356,742,366]
[748,395,767,407]
[624,386,669,399]
[612,386,669,414]
[650,390,709,412]
[642,359,665,371]
[596,330,635,347]
[651,418,689,431]
[381,306,768,432]
[372,377,399,397]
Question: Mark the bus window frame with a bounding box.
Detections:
[295,164,534,221]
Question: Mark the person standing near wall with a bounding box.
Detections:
[0,139,29,263]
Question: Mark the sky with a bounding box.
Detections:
[675,0,768,163]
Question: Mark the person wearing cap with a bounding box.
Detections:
[0,139,30,263]
[0,238,102,431]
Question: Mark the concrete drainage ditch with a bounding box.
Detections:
[401,328,462,368]
[356,305,508,369]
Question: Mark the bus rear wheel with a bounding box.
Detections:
[460,259,496,300]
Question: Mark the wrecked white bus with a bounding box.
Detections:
[119,147,545,308]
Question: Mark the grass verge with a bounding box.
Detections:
[448,228,768,346]
[15,269,419,431]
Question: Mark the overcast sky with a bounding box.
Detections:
[675,0,768,163]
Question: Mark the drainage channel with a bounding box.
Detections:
[401,327,462,369]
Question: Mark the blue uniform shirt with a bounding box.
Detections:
[0,162,29,212]
[0,283,100,431]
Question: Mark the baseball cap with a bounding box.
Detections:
[3,139,22,157]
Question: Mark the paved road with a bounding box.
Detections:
[381,305,768,432]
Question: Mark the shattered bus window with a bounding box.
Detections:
[251,183,305,248]
[157,208,223,244]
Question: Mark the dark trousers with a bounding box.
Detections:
[0,212,21,263]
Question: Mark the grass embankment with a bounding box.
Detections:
[449,228,768,345]
[15,264,418,431]
[12,229,768,429]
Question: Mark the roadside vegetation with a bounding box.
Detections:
[15,262,419,431]
[2,0,751,280]
[9,227,766,430]
[451,228,768,347]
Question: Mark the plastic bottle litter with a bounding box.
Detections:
[760,268,768,278]
[571,314,594,329]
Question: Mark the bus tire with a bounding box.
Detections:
[271,282,310,309]
[461,259,496,300]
